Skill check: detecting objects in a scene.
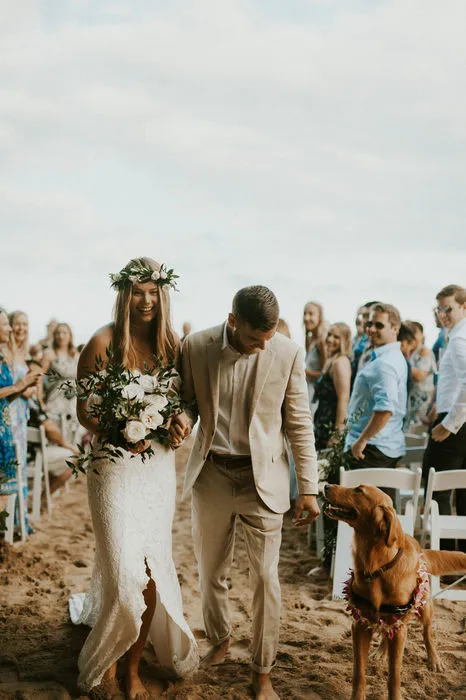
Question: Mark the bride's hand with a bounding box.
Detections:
[128,439,151,454]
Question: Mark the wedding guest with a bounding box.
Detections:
[432,308,448,365]
[404,321,436,429]
[8,311,39,534]
[422,284,466,551]
[29,343,43,363]
[345,303,407,503]
[181,321,192,344]
[0,309,41,537]
[351,300,381,386]
[313,323,352,451]
[38,318,58,351]
[303,301,327,412]
[277,318,291,338]
[42,323,79,434]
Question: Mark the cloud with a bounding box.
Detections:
[0,0,465,344]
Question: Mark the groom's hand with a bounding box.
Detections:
[168,411,192,447]
[292,495,320,527]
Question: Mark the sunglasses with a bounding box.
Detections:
[435,305,453,314]
[366,321,386,330]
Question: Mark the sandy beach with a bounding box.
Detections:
[1,438,465,699]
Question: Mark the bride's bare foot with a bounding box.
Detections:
[125,671,163,699]
[252,672,280,700]
[200,638,230,668]
[89,678,125,699]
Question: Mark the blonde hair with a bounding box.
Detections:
[9,310,29,357]
[328,322,353,359]
[53,322,77,357]
[276,318,291,338]
[303,301,326,351]
[113,256,177,368]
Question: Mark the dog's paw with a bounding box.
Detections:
[427,654,444,672]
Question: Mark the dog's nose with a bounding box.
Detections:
[323,484,330,496]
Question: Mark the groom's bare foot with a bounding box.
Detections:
[200,638,230,668]
[252,672,280,700]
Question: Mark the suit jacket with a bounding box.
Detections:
[181,323,319,513]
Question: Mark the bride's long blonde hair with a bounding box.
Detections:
[112,257,178,368]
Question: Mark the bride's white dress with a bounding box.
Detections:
[69,441,199,691]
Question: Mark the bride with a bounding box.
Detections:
[69,257,198,699]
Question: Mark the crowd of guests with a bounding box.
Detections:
[292,284,466,561]
[2,284,465,555]
[0,312,81,544]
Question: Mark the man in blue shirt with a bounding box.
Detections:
[345,303,407,498]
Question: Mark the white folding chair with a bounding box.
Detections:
[13,441,27,543]
[3,493,17,545]
[421,467,466,601]
[331,466,422,600]
[27,425,52,520]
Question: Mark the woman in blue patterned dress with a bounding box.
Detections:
[0,309,41,535]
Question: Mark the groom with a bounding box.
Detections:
[173,285,320,700]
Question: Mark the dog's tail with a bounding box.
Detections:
[422,550,466,575]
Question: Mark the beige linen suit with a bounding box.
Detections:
[181,323,318,673]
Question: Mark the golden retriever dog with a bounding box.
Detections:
[324,482,466,700]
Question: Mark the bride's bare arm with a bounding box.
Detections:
[76,327,112,436]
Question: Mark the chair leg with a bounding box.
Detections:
[31,453,42,522]
[4,494,17,545]
[14,443,27,543]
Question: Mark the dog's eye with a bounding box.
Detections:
[354,486,363,493]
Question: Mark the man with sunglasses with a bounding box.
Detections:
[422,284,466,551]
[344,303,407,498]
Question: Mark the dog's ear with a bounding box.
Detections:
[372,505,400,547]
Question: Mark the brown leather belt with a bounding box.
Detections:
[207,451,252,469]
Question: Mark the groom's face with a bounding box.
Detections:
[228,314,277,354]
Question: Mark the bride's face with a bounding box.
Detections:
[130,281,160,323]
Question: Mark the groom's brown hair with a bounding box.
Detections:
[232,286,279,332]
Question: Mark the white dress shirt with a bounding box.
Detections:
[437,317,466,433]
[210,323,259,455]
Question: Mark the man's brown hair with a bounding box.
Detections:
[436,284,466,305]
[371,303,401,329]
[232,286,279,332]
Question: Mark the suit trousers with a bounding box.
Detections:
[422,413,466,552]
[192,458,283,674]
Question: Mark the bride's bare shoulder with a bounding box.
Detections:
[78,324,114,373]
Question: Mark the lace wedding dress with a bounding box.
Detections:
[69,441,199,691]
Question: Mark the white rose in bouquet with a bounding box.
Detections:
[121,382,145,402]
[146,393,168,412]
[138,373,158,393]
[87,393,103,409]
[140,403,165,430]
[122,420,148,443]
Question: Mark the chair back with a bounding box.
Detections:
[339,466,422,518]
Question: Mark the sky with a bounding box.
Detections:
[1,0,465,347]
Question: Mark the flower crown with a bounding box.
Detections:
[109,261,179,291]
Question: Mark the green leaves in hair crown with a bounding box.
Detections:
[109,261,179,291]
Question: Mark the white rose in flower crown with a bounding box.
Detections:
[140,403,165,430]
[122,420,148,444]
[160,269,168,279]
[151,270,160,281]
[121,382,145,402]
[138,373,158,393]
[110,273,122,283]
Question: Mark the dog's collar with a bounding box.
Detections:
[343,554,430,639]
[359,547,404,583]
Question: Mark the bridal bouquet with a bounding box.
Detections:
[64,348,181,475]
